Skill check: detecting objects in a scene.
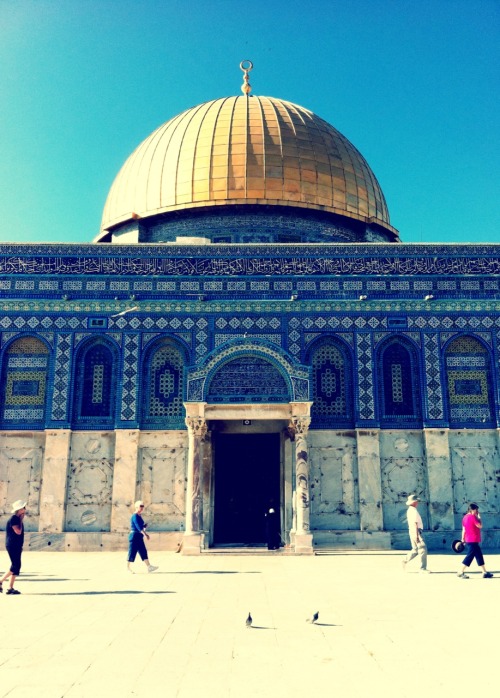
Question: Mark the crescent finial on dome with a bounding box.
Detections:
[240,59,253,95]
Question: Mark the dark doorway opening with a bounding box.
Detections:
[213,433,281,546]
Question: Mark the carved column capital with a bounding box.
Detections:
[185,417,208,440]
[289,416,311,438]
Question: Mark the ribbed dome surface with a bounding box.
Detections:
[101,95,391,233]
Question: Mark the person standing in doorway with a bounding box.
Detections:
[0,500,27,595]
[402,494,430,573]
[265,504,281,550]
[457,503,493,579]
[127,501,158,573]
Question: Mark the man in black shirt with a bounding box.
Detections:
[0,499,27,595]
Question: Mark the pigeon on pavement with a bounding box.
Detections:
[306,611,319,624]
[246,612,253,628]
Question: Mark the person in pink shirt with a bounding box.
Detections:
[457,503,493,579]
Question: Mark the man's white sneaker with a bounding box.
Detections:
[148,565,158,573]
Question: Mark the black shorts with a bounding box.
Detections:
[462,542,484,568]
[6,546,23,576]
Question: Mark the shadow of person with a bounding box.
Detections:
[28,590,175,596]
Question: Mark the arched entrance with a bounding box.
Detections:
[213,431,281,546]
[183,402,313,554]
[183,343,313,554]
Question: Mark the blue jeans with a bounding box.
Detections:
[127,535,148,562]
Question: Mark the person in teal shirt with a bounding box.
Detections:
[127,501,158,573]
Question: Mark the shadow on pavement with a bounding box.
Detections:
[27,590,175,596]
[316,552,409,557]
[170,570,261,575]
[248,626,276,630]
[20,578,89,582]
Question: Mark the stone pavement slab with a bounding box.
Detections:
[0,550,499,697]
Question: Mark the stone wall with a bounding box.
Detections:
[65,432,115,532]
[380,431,427,530]
[0,431,44,531]
[0,430,188,552]
[137,431,188,531]
[308,428,500,550]
[449,430,500,530]
[1,427,500,551]
[309,430,360,530]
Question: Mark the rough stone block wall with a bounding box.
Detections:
[309,430,360,530]
[65,432,115,532]
[137,431,188,531]
[449,429,500,529]
[2,426,500,550]
[0,431,44,531]
[380,431,426,530]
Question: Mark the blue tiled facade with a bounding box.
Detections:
[1,242,498,433]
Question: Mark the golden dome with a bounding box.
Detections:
[100,95,394,236]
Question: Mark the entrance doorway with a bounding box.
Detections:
[213,433,281,546]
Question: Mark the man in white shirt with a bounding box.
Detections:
[402,494,430,573]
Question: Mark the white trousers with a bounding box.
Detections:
[405,531,428,569]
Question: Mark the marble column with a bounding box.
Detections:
[283,435,294,547]
[201,431,213,540]
[39,430,71,532]
[423,428,455,530]
[356,429,383,532]
[290,416,314,554]
[183,416,207,554]
[110,430,140,532]
[497,428,500,469]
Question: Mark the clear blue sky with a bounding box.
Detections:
[0,0,498,244]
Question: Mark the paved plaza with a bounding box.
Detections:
[0,549,499,697]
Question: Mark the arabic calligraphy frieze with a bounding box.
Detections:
[1,243,499,256]
[1,252,500,277]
